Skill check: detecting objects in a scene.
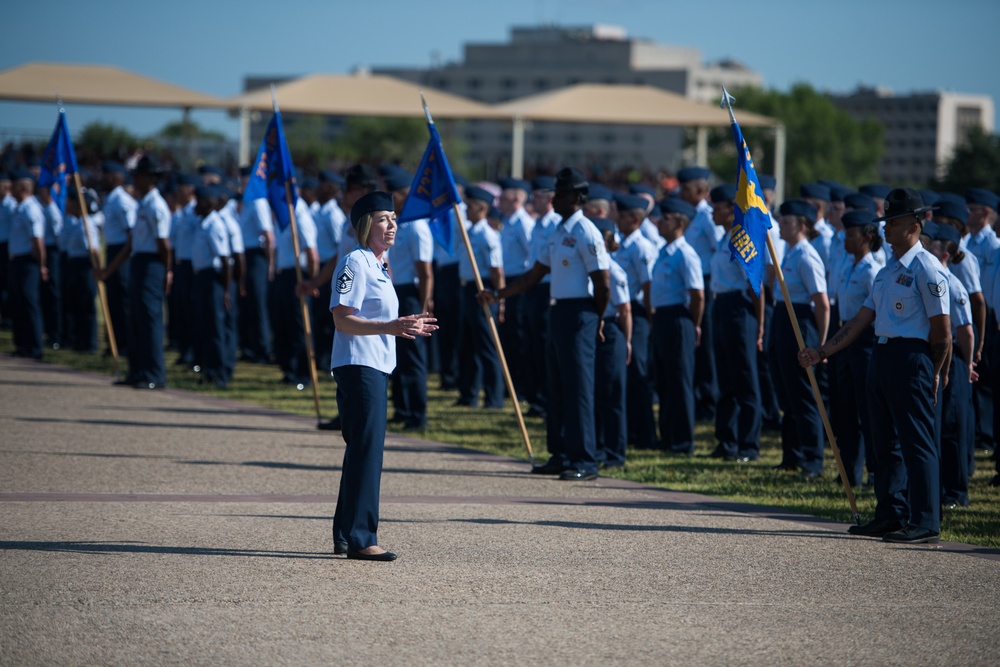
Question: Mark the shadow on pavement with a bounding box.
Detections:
[0,540,335,559]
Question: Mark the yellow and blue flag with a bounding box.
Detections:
[399,121,460,252]
[243,111,298,231]
[728,119,771,296]
[38,110,79,215]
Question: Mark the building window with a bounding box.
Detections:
[501,78,516,90]
[435,78,450,89]
[534,78,549,89]
[467,78,482,89]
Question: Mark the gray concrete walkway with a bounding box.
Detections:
[1,356,998,666]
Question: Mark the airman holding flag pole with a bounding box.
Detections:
[243,86,322,422]
[399,93,534,466]
[39,105,119,375]
[719,88,860,525]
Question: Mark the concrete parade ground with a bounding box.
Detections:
[1,356,998,666]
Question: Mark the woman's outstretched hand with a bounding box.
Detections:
[391,313,439,339]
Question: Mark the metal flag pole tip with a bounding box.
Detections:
[270,83,278,112]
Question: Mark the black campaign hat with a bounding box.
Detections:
[133,154,164,176]
[875,187,934,223]
[345,164,378,189]
[554,167,588,193]
[350,191,394,228]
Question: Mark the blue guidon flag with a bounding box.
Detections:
[38,110,79,215]
[726,117,772,297]
[243,111,298,231]
[398,120,460,253]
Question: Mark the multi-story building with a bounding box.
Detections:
[375,25,762,175]
[831,87,995,185]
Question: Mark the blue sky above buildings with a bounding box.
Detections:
[1,0,998,140]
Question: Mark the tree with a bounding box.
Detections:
[78,122,140,160]
[700,83,884,194]
[156,120,227,142]
[933,126,1000,194]
[331,117,428,164]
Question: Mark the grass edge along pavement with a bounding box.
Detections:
[4,328,997,549]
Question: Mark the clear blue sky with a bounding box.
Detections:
[2,0,998,140]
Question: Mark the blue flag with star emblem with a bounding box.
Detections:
[38,110,79,215]
[727,119,772,296]
[243,111,298,231]
[398,121,459,252]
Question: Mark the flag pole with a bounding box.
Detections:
[721,88,860,525]
[421,94,534,465]
[272,87,322,423]
[56,99,120,375]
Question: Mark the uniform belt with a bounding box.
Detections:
[876,336,928,347]
[10,253,36,262]
[133,252,162,260]
[551,297,593,305]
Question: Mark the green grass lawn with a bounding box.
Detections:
[5,328,998,549]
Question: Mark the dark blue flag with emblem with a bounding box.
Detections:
[38,110,79,215]
[399,120,459,253]
[243,111,298,231]
[725,105,772,297]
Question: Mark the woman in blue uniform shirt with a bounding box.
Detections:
[651,196,704,454]
[834,210,883,488]
[772,199,830,479]
[330,191,437,561]
[925,222,976,509]
[593,217,632,469]
[800,188,951,544]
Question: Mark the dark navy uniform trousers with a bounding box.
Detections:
[104,243,130,356]
[270,269,311,385]
[391,283,428,427]
[653,305,696,453]
[595,314,627,466]
[458,281,503,408]
[238,248,271,363]
[713,291,762,459]
[64,256,97,352]
[546,298,599,475]
[838,327,876,487]
[627,303,657,449]
[128,253,166,385]
[867,338,940,533]
[9,255,43,358]
[939,343,973,506]
[431,262,461,389]
[193,268,227,386]
[333,365,389,550]
[694,277,718,417]
[772,303,824,474]
[41,244,61,346]
[524,282,550,410]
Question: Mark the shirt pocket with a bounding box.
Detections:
[884,282,919,323]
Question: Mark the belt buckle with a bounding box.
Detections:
[877,336,888,344]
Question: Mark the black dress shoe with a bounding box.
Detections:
[334,540,348,555]
[113,377,136,386]
[772,463,799,472]
[317,417,341,431]
[346,549,397,561]
[801,470,821,481]
[848,518,904,537]
[882,526,940,544]
[558,469,598,481]
[134,382,165,390]
[990,474,1000,488]
[530,459,566,475]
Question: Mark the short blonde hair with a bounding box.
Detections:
[355,213,374,248]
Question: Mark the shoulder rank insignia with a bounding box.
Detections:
[927,280,946,297]
[336,265,355,294]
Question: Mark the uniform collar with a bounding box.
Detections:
[896,241,923,269]
[663,235,687,256]
[559,208,586,231]
[696,199,712,213]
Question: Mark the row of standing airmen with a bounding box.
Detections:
[3,160,999,512]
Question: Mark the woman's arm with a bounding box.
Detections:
[332,305,437,340]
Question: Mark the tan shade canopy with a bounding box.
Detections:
[0,62,228,108]
[227,73,509,119]
[496,83,777,127]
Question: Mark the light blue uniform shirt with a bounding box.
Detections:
[981,245,1000,308]
[170,203,197,261]
[966,226,1000,266]
[539,209,611,299]
[814,218,834,239]
[431,204,465,266]
[809,232,833,269]
[710,230,751,294]
[220,204,245,261]
[9,196,45,257]
[390,218,433,286]
[132,188,171,254]
[458,219,502,282]
[0,193,16,243]
[275,199,317,270]
[947,271,971,337]
[836,252,881,322]
[604,257,630,318]
[191,211,231,272]
[501,207,534,277]
[864,243,950,340]
[826,230,849,302]
[337,218,358,262]
[948,254,981,296]
[314,199,346,263]
[62,212,103,259]
[238,198,274,251]
[614,229,655,303]
[101,186,137,246]
[529,208,560,284]
[651,236,703,308]
[777,239,827,304]
[330,247,399,375]
[42,200,62,246]
[684,199,722,276]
